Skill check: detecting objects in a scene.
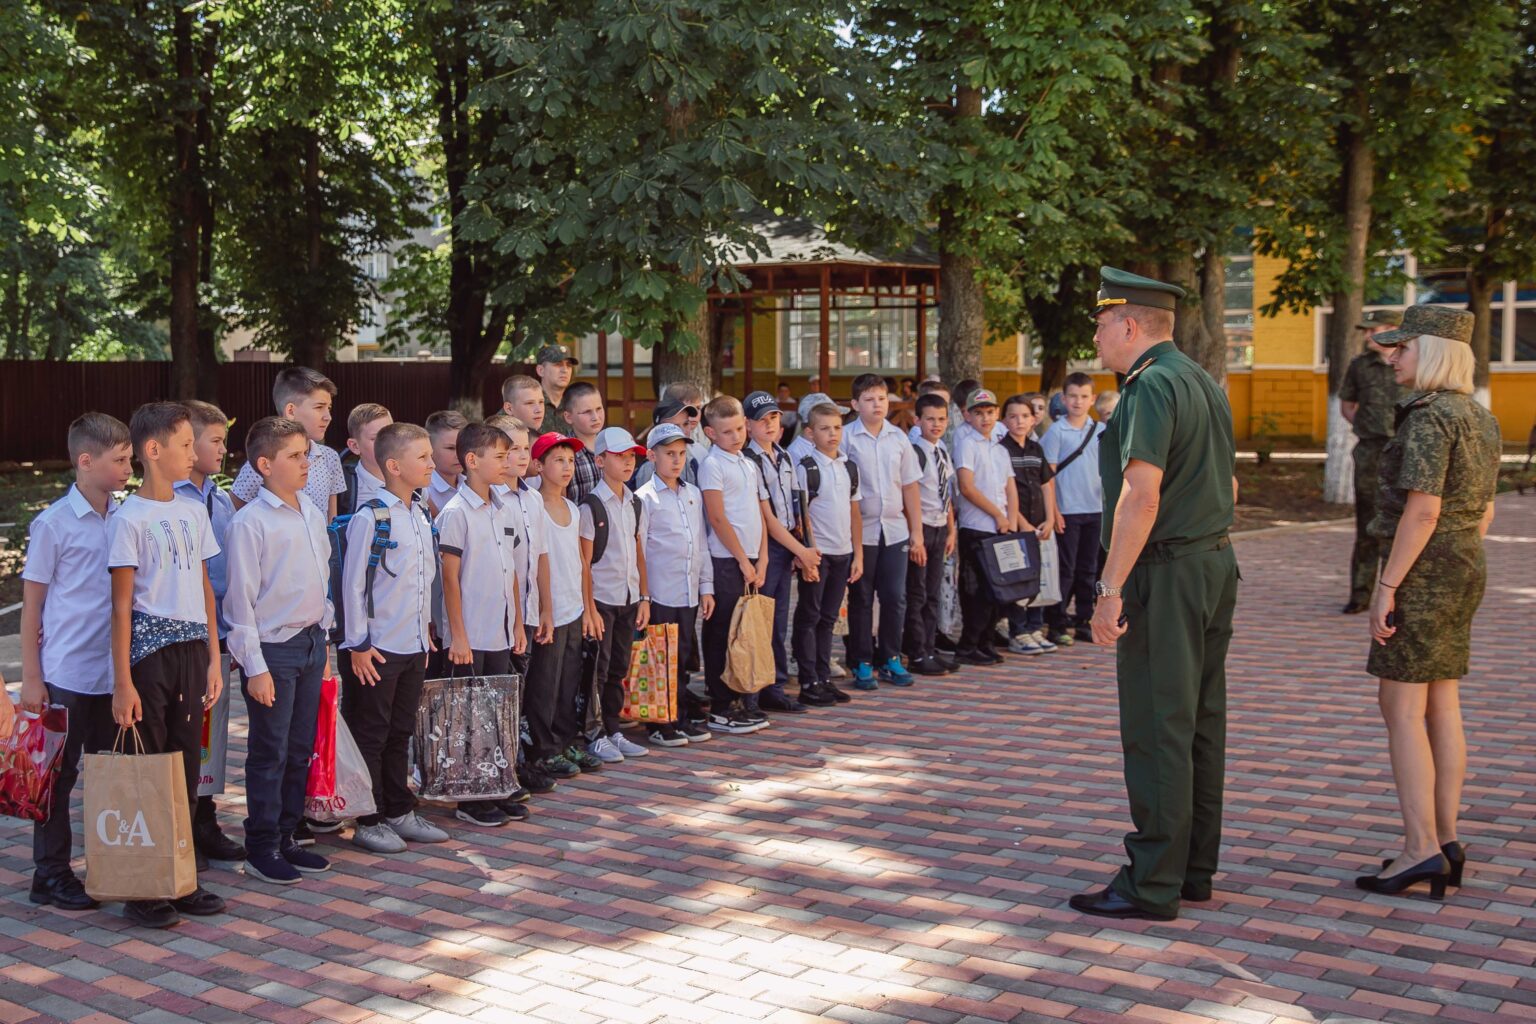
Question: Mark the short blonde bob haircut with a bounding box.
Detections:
[1411,334,1475,395]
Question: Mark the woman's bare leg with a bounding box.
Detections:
[1378,679,1440,875]
[1424,678,1465,846]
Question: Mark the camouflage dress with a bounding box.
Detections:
[1367,391,1502,682]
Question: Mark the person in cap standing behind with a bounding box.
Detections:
[1338,310,1405,614]
[534,343,581,435]
[1070,267,1239,922]
[634,386,704,488]
[788,392,846,464]
[1355,306,1500,901]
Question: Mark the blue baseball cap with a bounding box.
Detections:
[647,423,693,447]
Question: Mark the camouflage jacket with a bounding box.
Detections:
[1369,391,1501,538]
[1339,351,1401,442]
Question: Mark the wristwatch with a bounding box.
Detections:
[1094,581,1123,599]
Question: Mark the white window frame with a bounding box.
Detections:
[776,290,936,375]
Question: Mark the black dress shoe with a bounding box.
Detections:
[934,653,960,673]
[1341,600,1369,614]
[194,822,247,861]
[1355,853,1450,900]
[1068,886,1177,921]
[29,872,99,911]
[172,886,228,916]
[955,648,1001,666]
[798,685,836,707]
[823,682,853,704]
[1383,841,1466,886]
[909,657,948,677]
[1180,883,1212,902]
[125,899,181,929]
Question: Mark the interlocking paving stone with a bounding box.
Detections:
[2,494,1534,1023]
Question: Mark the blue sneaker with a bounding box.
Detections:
[878,657,914,687]
[852,662,878,691]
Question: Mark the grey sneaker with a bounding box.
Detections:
[588,735,625,764]
[610,732,649,758]
[384,811,449,844]
[352,822,407,854]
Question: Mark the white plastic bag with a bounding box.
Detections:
[1024,533,1062,608]
[303,716,376,823]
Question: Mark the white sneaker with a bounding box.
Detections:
[1009,633,1045,656]
[384,811,449,844]
[588,735,625,764]
[610,732,649,757]
[352,822,407,854]
[1032,630,1057,653]
[829,657,848,679]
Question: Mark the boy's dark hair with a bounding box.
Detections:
[457,422,511,463]
[914,393,948,417]
[67,412,131,461]
[425,409,470,439]
[1002,393,1035,415]
[953,378,982,407]
[129,401,192,460]
[702,394,743,426]
[559,380,600,413]
[1064,371,1096,392]
[182,399,228,433]
[807,402,845,427]
[246,416,309,470]
[850,373,888,401]
[347,402,392,440]
[272,366,337,414]
[375,422,430,471]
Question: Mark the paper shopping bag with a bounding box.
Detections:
[415,673,522,802]
[305,677,341,800]
[305,715,376,823]
[0,706,69,823]
[724,589,776,694]
[196,661,231,797]
[621,624,679,723]
[83,728,197,902]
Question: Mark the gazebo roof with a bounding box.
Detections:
[725,216,937,271]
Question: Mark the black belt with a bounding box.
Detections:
[1138,534,1230,565]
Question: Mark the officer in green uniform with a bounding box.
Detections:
[1068,267,1240,922]
[1338,310,1404,613]
[534,342,581,435]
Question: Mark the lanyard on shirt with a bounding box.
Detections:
[934,444,952,518]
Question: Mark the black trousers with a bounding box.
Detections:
[957,529,1003,653]
[903,524,947,663]
[525,619,583,760]
[702,556,747,706]
[1049,512,1102,630]
[590,601,639,736]
[133,640,210,816]
[647,602,705,726]
[427,647,513,679]
[341,649,427,824]
[846,535,909,666]
[32,685,116,881]
[792,552,854,689]
[756,540,796,704]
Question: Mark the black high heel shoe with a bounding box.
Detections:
[1382,841,1465,887]
[1357,853,1450,900]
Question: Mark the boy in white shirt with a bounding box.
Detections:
[174,400,246,866]
[792,403,862,707]
[340,402,393,514]
[697,396,771,735]
[340,422,449,854]
[223,417,335,885]
[230,367,347,517]
[107,402,227,928]
[952,390,1019,666]
[904,394,959,677]
[635,424,714,746]
[424,409,470,517]
[526,433,605,779]
[20,413,132,913]
[579,427,652,764]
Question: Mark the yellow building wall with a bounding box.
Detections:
[1490,373,1536,441]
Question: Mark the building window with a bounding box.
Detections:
[780,290,936,374]
[1224,248,1255,368]
[1515,279,1536,361]
[575,332,654,371]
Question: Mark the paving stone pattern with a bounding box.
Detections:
[1,495,1533,1024]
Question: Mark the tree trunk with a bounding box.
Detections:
[448,304,508,409]
[1467,270,1495,408]
[1038,354,1067,395]
[3,263,22,359]
[169,6,202,399]
[1162,254,1217,380]
[289,126,329,371]
[936,83,985,387]
[1197,248,1229,389]
[656,299,714,400]
[1324,87,1375,505]
[193,19,220,402]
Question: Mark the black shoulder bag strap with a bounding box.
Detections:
[1053,424,1099,476]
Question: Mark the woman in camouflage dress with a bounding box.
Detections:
[1357,306,1501,901]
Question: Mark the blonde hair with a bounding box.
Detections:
[1413,335,1475,395]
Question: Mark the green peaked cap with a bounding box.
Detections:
[1090,266,1186,317]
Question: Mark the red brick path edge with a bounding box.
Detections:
[2,497,1533,1024]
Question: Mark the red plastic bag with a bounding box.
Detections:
[305,677,340,800]
[0,706,68,823]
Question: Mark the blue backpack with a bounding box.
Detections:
[327,499,396,646]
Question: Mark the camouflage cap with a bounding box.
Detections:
[1090,266,1186,318]
[1372,305,1474,348]
[1358,309,1403,329]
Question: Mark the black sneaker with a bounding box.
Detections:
[521,765,558,793]
[279,840,331,874]
[648,725,690,747]
[503,786,532,804]
[455,801,509,827]
[306,816,345,835]
[1074,625,1095,643]
[565,746,604,772]
[171,886,226,916]
[290,820,317,847]
[497,800,532,821]
[823,681,853,704]
[538,755,580,779]
[680,720,713,742]
[956,648,1002,666]
[194,821,246,862]
[709,704,765,734]
[909,657,948,677]
[246,849,302,885]
[934,652,960,672]
[741,706,769,725]
[29,872,98,911]
[798,684,836,707]
[125,899,181,929]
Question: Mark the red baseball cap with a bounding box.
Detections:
[531,432,584,463]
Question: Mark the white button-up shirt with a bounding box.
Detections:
[579,480,644,607]
[499,483,547,624]
[637,476,713,608]
[911,436,954,528]
[175,476,234,638]
[426,470,459,519]
[795,447,860,556]
[953,431,1012,533]
[341,489,435,654]
[436,483,520,651]
[840,418,921,544]
[21,485,117,694]
[747,440,796,534]
[354,462,385,508]
[697,446,768,561]
[231,440,345,511]
[223,488,334,676]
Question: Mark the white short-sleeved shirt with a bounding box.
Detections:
[579,480,644,607]
[436,484,520,651]
[795,448,860,556]
[231,440,345,511]
[637,476,712,608]
[354,462,386,508]
[840,418,922,544]
[223,489,334,677]
[21,485,117,694]
[786,433,815,466]
[747,441,797,534]
[500,483,547,623]
[953,431,1012,534]
[174,476,234,638]
[427,470,459,518]
[340,490,435,654]
[911,436,954,528]
[536,495,585,627]
[697,446,768,561]
[106,493,221,623]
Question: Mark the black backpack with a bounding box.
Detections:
[799,454,858,503]
[581,491,642,565]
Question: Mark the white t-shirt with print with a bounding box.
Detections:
[106,493,221,623]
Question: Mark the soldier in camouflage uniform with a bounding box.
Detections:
[1338,310,1404,613]
[1355,305,1501,899]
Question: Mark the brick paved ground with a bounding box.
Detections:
[1,495,1533,1024]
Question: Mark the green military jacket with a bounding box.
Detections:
[539,397,562,436]
[1339,350,1401,442]
[1368,391,1501,539]
[1100,341,1237,551]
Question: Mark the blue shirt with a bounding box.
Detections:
[175,476,234,637]
[1040,418,1104,515]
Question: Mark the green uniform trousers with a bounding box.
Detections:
[1350,438,1387,603]
[1111,539,1239,917]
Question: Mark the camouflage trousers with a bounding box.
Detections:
[1349,438,1387,603]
